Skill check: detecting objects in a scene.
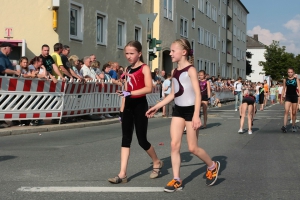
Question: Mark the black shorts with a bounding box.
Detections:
[172,104,194,121]
[202,95,209,101]
[242,97,255,105]
[285,95,298,103]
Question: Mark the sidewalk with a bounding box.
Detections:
[0,113,164,137]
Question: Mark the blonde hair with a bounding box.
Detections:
[173,38,194,65]
[91,60,101,68]
[68,55,79,66]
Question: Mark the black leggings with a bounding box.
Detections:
[121,96,151,151]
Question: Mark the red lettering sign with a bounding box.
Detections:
[5,28,13,38]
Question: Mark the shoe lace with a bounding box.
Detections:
[167,179,177,186]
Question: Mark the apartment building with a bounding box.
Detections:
[0,0,248,78]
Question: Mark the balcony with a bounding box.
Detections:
[227,6,232,18]
[227,54,232,64]
[227,30,232,41]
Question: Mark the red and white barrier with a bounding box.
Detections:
[0,77,163,122]
[93,83,122,114]
[62,81,96,117]
[146,85,161,106]
[0,77,65,120]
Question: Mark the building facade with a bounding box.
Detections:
[1,0,248,79]
[152,0,249,78]
[0,0,151,67]
[246,34,266,83]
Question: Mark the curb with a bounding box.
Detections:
[0,119,120,137]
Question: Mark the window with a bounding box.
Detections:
[134,25,142,43]
[70,2,83,41]
[222,64,226,77]
[191,39,195,54]
[222,14,226,28]
[212,34,217,49]
[96,11,107,45]
[117,19,126,49]
[233,24,236,36]
[198,59,203,70]
[221,40,226,53]
[192,6,195,28]
[233,46,236,57]
[218,25,221,41]
[135,0,142,3]
[164,0,173,20]
[237,48,240,60]
[205,30,210,47]
[198,0,205,13]
[218,0,221,15]
[206,1,211,18]
[180,17,188,37]
[212,6,217,22]
[198,27,204,44]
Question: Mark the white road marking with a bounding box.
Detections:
[17,187,164,193]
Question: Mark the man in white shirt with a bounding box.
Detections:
[80,56,97,80]
[233,77,243,111]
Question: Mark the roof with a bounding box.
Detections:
[247,35,265,49]
[237,0,249,14]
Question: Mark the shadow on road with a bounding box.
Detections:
[128,153,227,187]
[0,155,17,162]
[128,152,198,181]
[202,123,222,130]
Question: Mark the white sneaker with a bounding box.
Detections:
[238,129,243,133]
[105,114,113,118]
[248,130,252,135]
[100,115,106,120]
[292,126,297,132]
[235,109,238,111]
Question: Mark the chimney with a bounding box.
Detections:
[253,34,258,41]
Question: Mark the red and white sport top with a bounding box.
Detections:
[126,64,146,98]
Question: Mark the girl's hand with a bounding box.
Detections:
[192,115,201,130]
[146,107,158,118]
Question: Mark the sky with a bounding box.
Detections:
[241,0,300,55]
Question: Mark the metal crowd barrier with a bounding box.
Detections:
[0,77,162,122]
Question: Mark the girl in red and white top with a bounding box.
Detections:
[108,41,163,184]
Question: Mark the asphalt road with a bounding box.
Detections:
[1,103,300,200]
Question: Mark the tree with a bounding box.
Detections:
[259,41,296,80]
[246,51,252,75]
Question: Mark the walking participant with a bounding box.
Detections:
[238,90,256,134]
[281,68,300,133]
[198,70,211,128]
[108,41,163,184]
[146,39,220,192]
[233,77,243,111]
[259,83,265,111]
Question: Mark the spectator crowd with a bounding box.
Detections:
[0,42,125,128]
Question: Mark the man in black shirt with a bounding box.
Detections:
[60,45,83,81]
[39,44,66,81]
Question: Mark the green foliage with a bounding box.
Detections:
[259,41,299,80]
